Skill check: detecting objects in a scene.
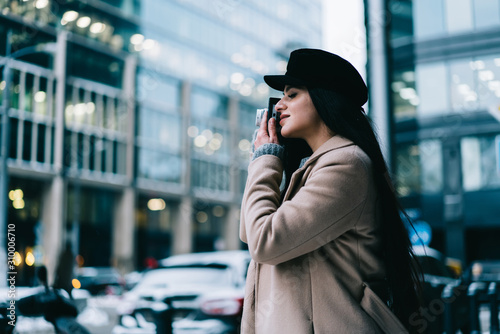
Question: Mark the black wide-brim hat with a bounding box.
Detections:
[264,48,368,106]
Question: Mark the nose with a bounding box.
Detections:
[275,98,286,111]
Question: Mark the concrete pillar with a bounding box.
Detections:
[122,54,137,182]
[172,197,193,254]
[180,81,192,188]
[0,31,13,287]
[443,138,466,262]
[43,30,68,284]
[224,206,240,250]
[366,0,393,169]
[42,177,66,285]
[113,187,136,273]
[225,96,241,250]
[112,54,137,273]
[171,81,193,255]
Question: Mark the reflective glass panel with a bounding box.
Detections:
[475,55,500,109]
[416,62,450,116]
[137,69,180,109]
[473,0,500,29]
[389,0,414,43]
[138,149,182,183]
[396,143,420,197]
[239,102,257,127]
[445,0,473,33]
[190,123,230,159]
[449,58,478,112]
[139,108,182,152]
[191,87,228,119]
[392,69,418,120]
[420,140,443,193]
[191,159,230,192]
[395,140,444,196]
[461,135,500,191]
[413,0,446,39]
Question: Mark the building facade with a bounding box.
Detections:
[0,0,322,284]
[366,0,500,264]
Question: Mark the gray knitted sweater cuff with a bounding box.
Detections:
[252,143,284,161]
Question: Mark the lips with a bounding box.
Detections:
[279,114,290,124]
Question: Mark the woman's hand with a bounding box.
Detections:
[254,111,280,151]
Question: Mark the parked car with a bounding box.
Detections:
[467,260,500,282]
[74,267,126,296]
[115,250,251,334]
[413,245,457,288]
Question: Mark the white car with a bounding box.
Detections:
[115,251,251,334]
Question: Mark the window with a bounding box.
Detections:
[239,102,257,127]
[135,196,174,268]
[5,66,56,167]
[67,44,124,88]
[420,140,443,193]
[139,108,182,152]
[395,140,443,196]
[396,144,420,196]
[63,80,128,175]
[189,123,229,159]
[237,103,257,162]
[100,0,139,15]
[392,68,418,120]
[191,87,228,119]
[137,69,180,109]
[444,0,473,33]
[389,0,414,43]
[449,58,477,112]
[413,0,446,39]
[475,55,500,109]
[473,0,500,29]
[416,62,449,116]
[414,55,500,116]
[193,202,227,252]
[138,149,182,183]
[137,104,183,183]
[191,159,230,192]
[67,186,114,267]
[461,135,500,191]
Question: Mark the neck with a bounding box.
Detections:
[306,127,335,152]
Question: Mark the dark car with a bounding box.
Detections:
[467,260,500,282]
[74,267,126,296]
[114,251,251,334]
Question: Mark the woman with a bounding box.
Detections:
[239,49,422,333]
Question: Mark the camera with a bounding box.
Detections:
[255,97,281,127]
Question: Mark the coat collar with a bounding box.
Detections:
[300,135,355,170]
[282,135,356,200]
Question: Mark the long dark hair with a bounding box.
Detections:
[281,86,422,331]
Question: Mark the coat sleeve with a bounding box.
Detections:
[240,147,371,265]
[240,155,284,244]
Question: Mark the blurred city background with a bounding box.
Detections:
[0,0,500,332]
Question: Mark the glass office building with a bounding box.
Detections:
[0,0,322,283]
[367,0,500,263]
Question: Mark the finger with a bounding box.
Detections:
[260,110,268,133]
[268,118,278,143]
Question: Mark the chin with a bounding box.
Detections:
[280,127,292,138]
[281,132,299,140]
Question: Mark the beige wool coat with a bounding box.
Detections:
[240,135,407,334]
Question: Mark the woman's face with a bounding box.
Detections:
[276,85,325,141]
